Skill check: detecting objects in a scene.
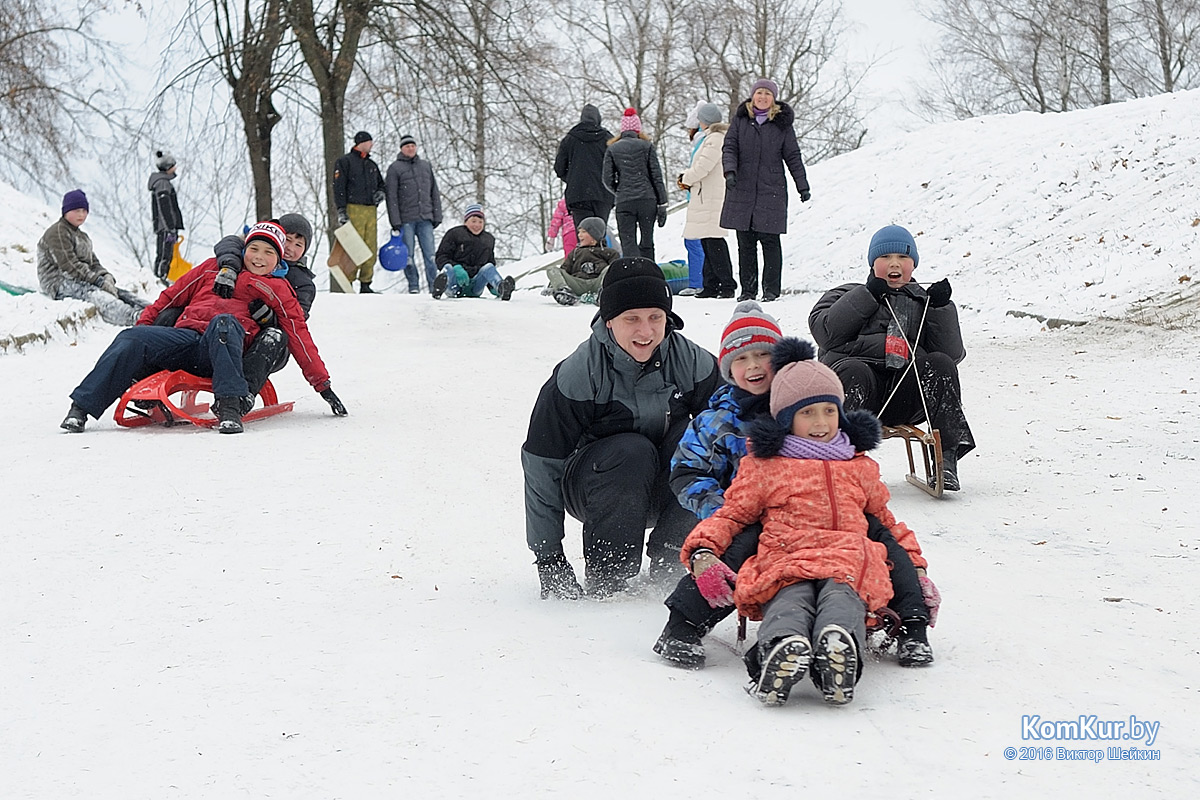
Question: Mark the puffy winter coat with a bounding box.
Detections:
[602,131,668,207]
[522,315,719,557]
[435,225,496,277]
[385,154,443,228]
[36,216,112,297]
[148,170,184,233]
[138,259,331,391]
[560,244,619,279]
[554,105,613,207]
[808,280,966,368]
[333,149,384,210]
[681,450,923,621]
[720,101,809,234]
[680,124,730,240]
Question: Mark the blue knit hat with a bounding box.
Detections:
[62,189,89,216]
[463,203,485,222]
[867,225,919,268]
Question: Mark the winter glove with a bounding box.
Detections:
[919,575,941,627]
[391,228,401,238]
[164,230,179,246]
[723,172,736,189]
[213,266,239,299]
[321,387,348,416]
[98,275,118,296]
[925,278,952,308]
[656,205,668,227]
[248,298,275,328]
[337,209,349,226]
[372,189,385,206]
[866,275,889,302]
[690,550,736,608]
[800,190,811,203]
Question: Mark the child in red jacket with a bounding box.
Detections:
[61,221,347,434]
[680,339,924,706]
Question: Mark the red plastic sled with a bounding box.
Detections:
[114,369,294,429]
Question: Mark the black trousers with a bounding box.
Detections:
[242,327,291,396]
[700,238,736,293]
[614,198,658,261]
[835,355,976,459]
[563,428,696,584]
[567,199,614,234]
[735,230,782,299]
[153,230,175,280]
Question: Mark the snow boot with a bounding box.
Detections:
[212,396,245,434]
[812,624,858,705]
[431,269,449,299]
[359,281,377,294]
[60,402,88,433]
[748,635,811,706]
[536,553,582,600]
[498,276,516,301]
[553,287,579,306]
[653,612,705,670]
[938,450,960,492]
[896,617,935,667]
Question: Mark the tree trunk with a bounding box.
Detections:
[1098,0,1112,104]
[1154,0,1174,91]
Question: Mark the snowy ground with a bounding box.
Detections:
[3,93,1200,796]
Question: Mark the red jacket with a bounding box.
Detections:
[138,259,331,391]
[681,453,924,621]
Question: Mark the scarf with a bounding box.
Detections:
[884,291,921,370]
[753,107,769,125]
[779,430,855,461]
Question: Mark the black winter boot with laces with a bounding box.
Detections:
[897,617,935,667]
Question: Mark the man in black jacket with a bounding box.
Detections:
[332,131,385,293]
[554,105,614,230]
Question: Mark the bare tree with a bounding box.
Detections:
[286,0,375,234]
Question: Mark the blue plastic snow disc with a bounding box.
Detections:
[379,234,409,272]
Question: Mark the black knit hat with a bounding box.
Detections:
[353,131,373,145]
[599,257,683,328]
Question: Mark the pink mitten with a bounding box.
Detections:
[919,575,941,627]
[693,557,737,608]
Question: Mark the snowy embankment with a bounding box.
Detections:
[2,93,1198,796]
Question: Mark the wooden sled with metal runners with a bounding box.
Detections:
[113,369,294,429]
[881,424,944,498]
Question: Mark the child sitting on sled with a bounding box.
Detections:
[678,339,928,706]
[543,217,619,306]
[61,221,347,435]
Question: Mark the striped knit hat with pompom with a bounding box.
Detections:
[718,301,782,382]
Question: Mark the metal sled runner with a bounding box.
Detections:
[113,370,294,429]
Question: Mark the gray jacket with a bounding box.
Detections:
[385,154,443,228]
[521,315,718,557]
[37,217,111,297]
[602,132,668,207]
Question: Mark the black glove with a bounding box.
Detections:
[925,278,952,308]
[391,228,401,238]
[866,275,889,302]
[800,190,811,203]
[724,172,736,190]
[321,387,348,416]
[337,209,349,226]
[656,205,668,227]
[372,189,385,206]
[248,298,275,327]
[213,266,238,298]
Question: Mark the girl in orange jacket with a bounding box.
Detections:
[680,339,923,706]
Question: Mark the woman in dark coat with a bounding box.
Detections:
[603,108,668,261]
[720,79,810,302]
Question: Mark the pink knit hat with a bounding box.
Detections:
[619,108,642,133]
[769,340,845,429]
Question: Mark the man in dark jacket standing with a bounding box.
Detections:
[332,131,385,294]
[522,258,719,599]
[808,225,974,490]
[385,134,443,294]
[148,150,184,282]
[554,105,614,230]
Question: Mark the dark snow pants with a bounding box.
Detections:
[735,230,782,299]
[563,429,696,586]
[700,238,736,294]
[835,355,976,459]
[70,314,249,419]
[614,198,658,261]
[568,200,614,235]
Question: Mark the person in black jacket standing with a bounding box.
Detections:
[721,79,810,303]
[332,131,385,294]
[603,108,668,261]
[554,105,613,230]
[148,151,184,282]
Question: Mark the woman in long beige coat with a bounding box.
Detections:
[679,103,735,298]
